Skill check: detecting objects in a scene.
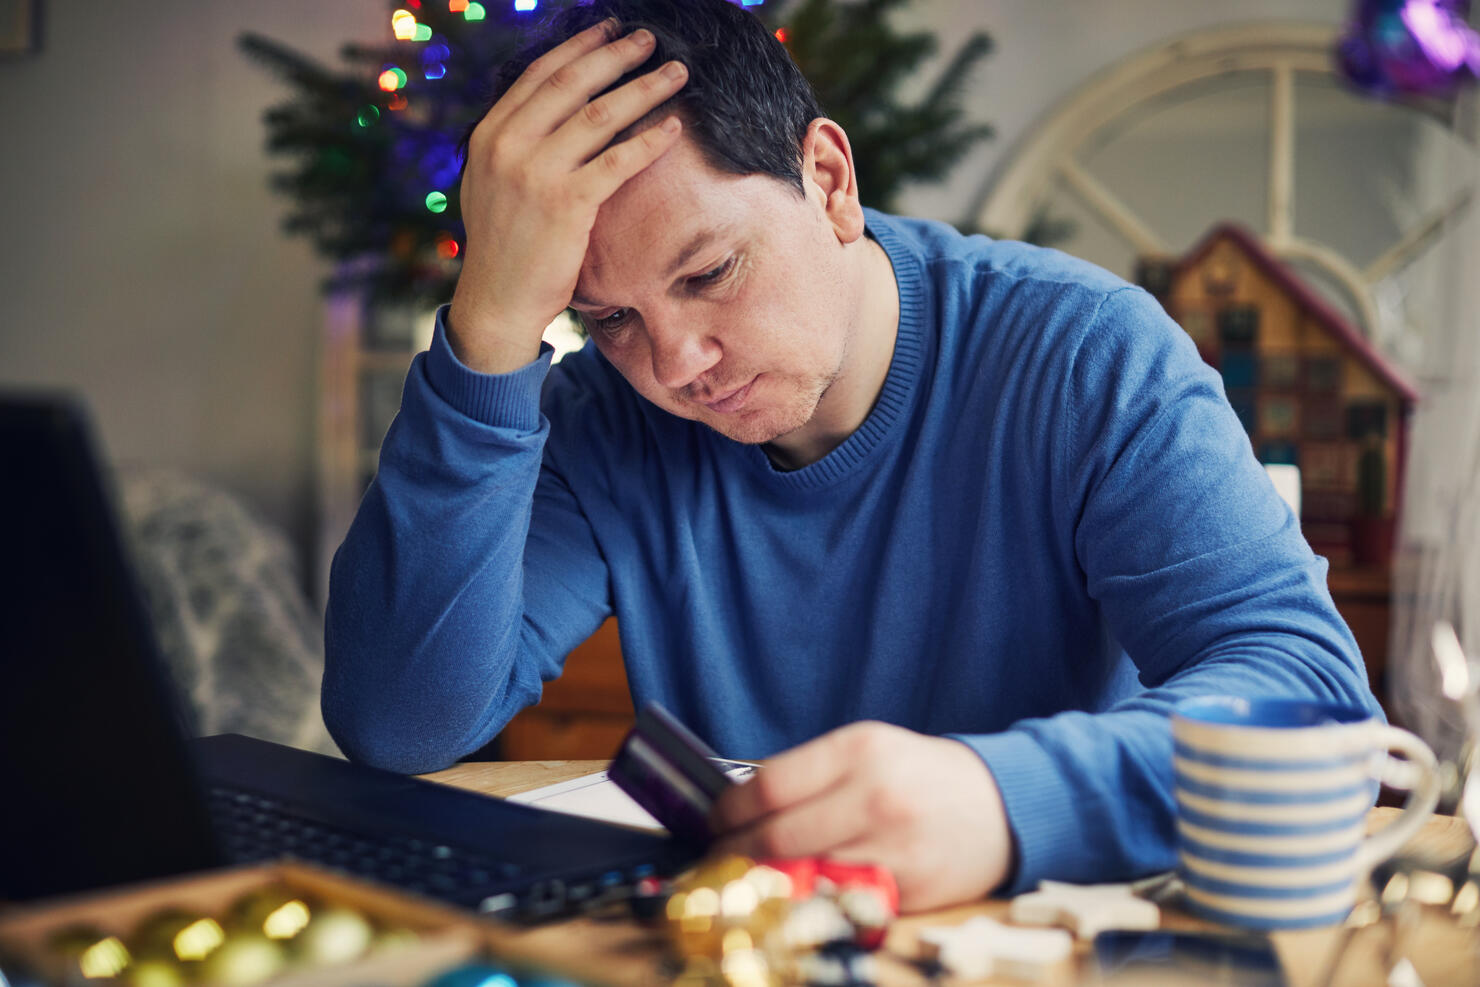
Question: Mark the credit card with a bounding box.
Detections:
[609,702,736,845]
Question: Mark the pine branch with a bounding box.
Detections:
[238,33,361,99]
[775,0,993,212]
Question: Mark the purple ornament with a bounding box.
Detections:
[1337,0,1480,97]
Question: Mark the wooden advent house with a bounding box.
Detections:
[1138,225,1419,699]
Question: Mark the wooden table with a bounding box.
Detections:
[423,760,1480,987]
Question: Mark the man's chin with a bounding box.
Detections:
[664,380,829,449]
[703,415,792,446]
[699,405,814,448]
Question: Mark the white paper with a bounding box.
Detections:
[507,760,757,832]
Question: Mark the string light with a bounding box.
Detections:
[515,0,539,10]
[391,10,417,40]
[378,67,408,91]
[425,63,446,79]
[426,191,449,213]
[173,919,225,962]
[436,234,460,259]
[79,938,131,980]
[421,140,463,188]
[464,2,486,21]
[414,23,433,41]
[262,901,312,940]
[774,27,787,43]
[356,105,381,127]
[388,93,409,111]
[449,0,468,10]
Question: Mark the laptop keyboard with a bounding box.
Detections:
[207,786,548,914]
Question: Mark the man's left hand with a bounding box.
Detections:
[708,721,1015,912]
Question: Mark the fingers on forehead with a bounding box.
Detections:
[570,16,621,46]
[520,18,621,82]
[561,17,625,60]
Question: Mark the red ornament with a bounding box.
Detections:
[755,856,899,950]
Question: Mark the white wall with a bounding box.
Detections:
[0,0,1354,581]
[891,0,1351,223]
[0,0,381,573]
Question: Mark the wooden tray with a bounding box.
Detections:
[0,861,600,986]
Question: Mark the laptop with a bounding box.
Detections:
[0,393,696,919]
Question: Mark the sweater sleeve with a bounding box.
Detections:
[955,286,1379,894]
[322,307,612,772]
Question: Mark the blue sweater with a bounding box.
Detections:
[324,210,1376,893]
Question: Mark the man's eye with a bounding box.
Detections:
[591,308,631,334]
[690,257,735,287]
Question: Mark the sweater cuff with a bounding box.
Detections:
[425,304,555,430]
[949,729,1089,896]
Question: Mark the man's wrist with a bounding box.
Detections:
[426,308,552,430]
[445,290,551,376]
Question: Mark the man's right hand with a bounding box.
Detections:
[447,20,689,374]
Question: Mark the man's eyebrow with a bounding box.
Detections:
[665,226,739,279]
[664,229,719,279]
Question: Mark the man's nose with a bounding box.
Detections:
[647,313,721,391]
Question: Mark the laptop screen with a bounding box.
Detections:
[0,395,221,900]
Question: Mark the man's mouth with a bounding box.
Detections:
[695,376,759,414]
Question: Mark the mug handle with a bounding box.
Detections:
[1354,724,1442,874]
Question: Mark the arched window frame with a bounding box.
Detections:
[975,22,1475,353]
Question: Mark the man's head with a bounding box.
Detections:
[474,0,898,467]
[491,0,822,195]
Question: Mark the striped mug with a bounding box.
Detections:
[1171,696,1440,930]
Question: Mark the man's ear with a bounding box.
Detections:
[802,118,865,244]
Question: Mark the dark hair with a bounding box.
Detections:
[487,0,822,195]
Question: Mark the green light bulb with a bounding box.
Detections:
[465,2,486,22]
[426,191,448,214]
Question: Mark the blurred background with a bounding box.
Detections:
[1,0,1476,762]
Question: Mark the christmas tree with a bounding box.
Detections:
[778,0,992,212]
[240,0,992,306]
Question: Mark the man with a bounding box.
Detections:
[324,0,1376,911]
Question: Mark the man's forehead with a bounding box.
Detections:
[573,135,796,304]
[574,219,741,306]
